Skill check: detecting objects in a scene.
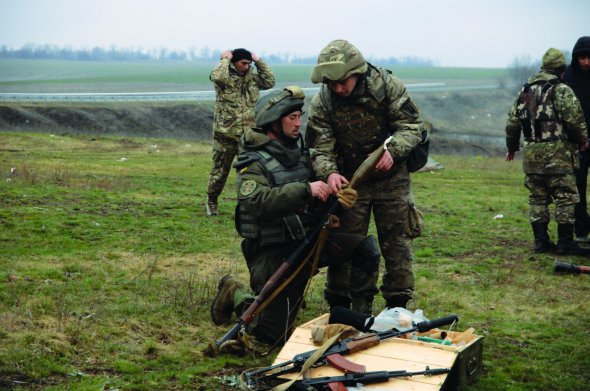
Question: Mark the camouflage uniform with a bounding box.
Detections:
[307,40,423,310]
[206,56,275,205]
[233,127,378,346]
[506,48,588,253]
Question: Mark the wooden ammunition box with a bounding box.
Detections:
[272,314,483,390]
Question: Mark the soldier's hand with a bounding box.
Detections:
[580,142,590,152]
[506,151,515,161]
[221,50,233,60]
[337,186,358,209]
[309,181,330,201]
[327,173,349,195]
[375,149,394,171]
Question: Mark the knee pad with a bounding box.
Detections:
[351,236,381,273]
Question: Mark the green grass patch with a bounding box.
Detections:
[1,132,589,390]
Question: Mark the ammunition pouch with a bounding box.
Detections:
[404,203,424,239]
[235,206,315,246]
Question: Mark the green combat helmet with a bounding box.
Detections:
[310,40,368,84]
[542,48,566,72]
[255,86,305,128]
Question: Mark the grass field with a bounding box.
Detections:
[0,59,508,93]
[1,132,589,390]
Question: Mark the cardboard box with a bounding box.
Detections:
[272,314,483,390]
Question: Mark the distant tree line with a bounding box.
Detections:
[0,43,435,66]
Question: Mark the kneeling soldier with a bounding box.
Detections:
[211,86,380,354]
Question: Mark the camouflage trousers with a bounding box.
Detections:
[231,230,377,346]
[206,132,239,199]
[525,173,579,224]
[234,239,311,347]
[331,170,416,309]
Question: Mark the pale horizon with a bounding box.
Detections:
[1,0,588,68]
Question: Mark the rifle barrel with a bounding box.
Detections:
[298,367,451,388]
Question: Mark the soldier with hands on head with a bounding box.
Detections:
[306,40,424,313]
[564,37,590,241]
[205,48,275,216]
[210,86,378,354]
[505,47,590,255]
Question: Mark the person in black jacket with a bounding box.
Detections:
[565,36,590,240]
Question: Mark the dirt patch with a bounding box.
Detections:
[0,102,214,141]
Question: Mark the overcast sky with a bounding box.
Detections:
[1,0,588,68]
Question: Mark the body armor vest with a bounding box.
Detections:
[236,149,317,247]
[517,79,564,142]
[319,66,394,179]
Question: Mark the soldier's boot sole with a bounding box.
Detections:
[210,275,234,326]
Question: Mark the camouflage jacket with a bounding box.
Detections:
[210,58,275,140]
[306,65,422,181]
[506,70,588,174]
[233,129,319,246]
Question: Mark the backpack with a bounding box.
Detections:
[407,122,430,173]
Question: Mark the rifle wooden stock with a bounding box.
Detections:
[342,334,380,354]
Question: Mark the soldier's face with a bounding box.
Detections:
[578,55,590,72]
[328,75,358,97]
[234,60,252,75]
[279,111,303,140]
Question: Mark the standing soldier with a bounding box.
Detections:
[306,40,423,313]
[205,48,275,216]
[506,48,590,255]
[565,37,590,240]
[210,86,378,353]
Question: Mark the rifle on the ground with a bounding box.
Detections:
[290,366,450,390]
[554,260,590,275]
[215,137,394,348]
[245,314,458,387]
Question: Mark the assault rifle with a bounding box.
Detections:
[554,260,590,275]
[290,367,450,390]
[245,314,458,387]
[215,137,393,347]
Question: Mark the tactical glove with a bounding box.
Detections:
[337,187,358,209]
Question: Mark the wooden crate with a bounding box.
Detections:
[272,314,483,390]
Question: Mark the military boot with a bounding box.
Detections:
[210,275,241,325]
[324,291,351,311]
[556,224,590,255]
[531,222,556,253]
[205,196,218,216]
[351,296,374,316]
[385,296,410,310]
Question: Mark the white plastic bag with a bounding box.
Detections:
[371,307,428,332]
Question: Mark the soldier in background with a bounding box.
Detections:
[205,48,275,216]
[306,40,423,313]
[564,37,590,240]
[210,86,378,353]
[505,48,590,255]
